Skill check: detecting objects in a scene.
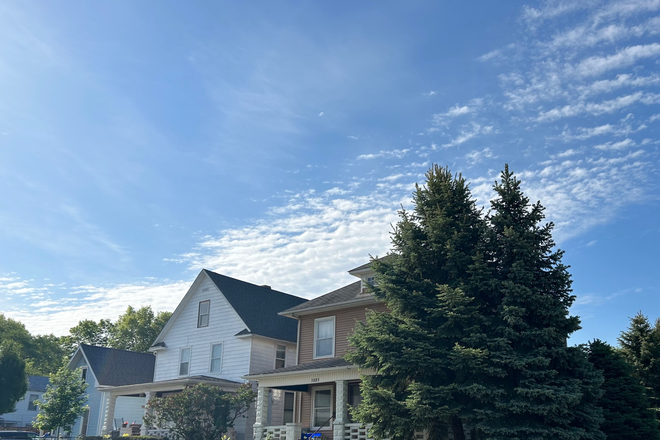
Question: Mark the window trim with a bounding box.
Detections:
[210,342,223,374]
[275,344,287,369]
[313,316,336,359]
[27,394,39,411]
[311,386,334,430]
[283,391,295,424]
[179,347,191,376]
[80,366,88,382]
[198,300,210,328]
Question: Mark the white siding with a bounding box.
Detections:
[0,390,42,428]
[249,336,297,374]
[153,275,252,383]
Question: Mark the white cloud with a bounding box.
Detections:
[442,122,494,148]
[593,138,636,150]
[356,148,410,160]
[572,43,660,77]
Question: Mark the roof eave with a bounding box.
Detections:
[279,296,381,318]
[243,363,359,380]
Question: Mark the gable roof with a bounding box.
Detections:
[28,375,49,392]
[79,344,155,386]
[280,281,379,316]
[203,270,307,342]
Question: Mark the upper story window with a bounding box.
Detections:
[198,300,210,328]
[275,345,286,369]
[81,367,88,382]
[314,316,335,359]
[27,394,39,411]
[179,347,191,376]
[210,343,223,373]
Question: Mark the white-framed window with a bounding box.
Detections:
[210,343,223,373]
[275,345,286,369]
[312,386,333,429]
[179,347,191,376]
[81,367,88,382]
[313,316,335,359]
[198,300,210,328]
[27,394,39,411]
[283,392,294,424]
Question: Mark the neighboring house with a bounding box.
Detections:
[68,344,156,437]
[245,262,388,440]
[0,375,49,428]
[90,269,307,440]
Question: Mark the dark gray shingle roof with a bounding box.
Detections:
[28,375,49,392]
[204,270,307,343]
[80,344,155,386]
[248,357,353,377]
[281,281,368,314]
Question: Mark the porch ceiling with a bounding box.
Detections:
[98,375,243,396]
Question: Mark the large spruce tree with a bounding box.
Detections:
[347,165,486,440]
[588,339,659,440]
[471,166,604,440]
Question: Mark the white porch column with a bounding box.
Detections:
[101,393,118,434]
[140,391,153,435]
[253,386,269,440]
[334,380,348,440]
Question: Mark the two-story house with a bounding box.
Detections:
[73,269,307,440]
[245,262,387,440]
[0,376,49,429]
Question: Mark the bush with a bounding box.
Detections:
[78,437,163,440]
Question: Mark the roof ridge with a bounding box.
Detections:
[81,343,155,356]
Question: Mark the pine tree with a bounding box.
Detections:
[471,165,604,440]
[619,313,660,411]
[347,165,487,440]
[588,339,659,440]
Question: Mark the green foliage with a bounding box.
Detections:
[347,165,486,440]
[0,342,28,414]
[618,312,660,410]
[588,339,659,440]
[0,314,66,376]
[33,367,88,432]
[78,437,162,440]
[143,383,256,440]
[62,306,173,356]
[470,166,604,440]
[347,165,605,440]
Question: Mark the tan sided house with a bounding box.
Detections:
[244,262,387,440]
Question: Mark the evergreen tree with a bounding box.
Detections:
[472,166,604,440]
[347,165,486,440]
[619,313,660,410]
[33,367,88,435]
[588,339,659,440]
[0,342,28,414]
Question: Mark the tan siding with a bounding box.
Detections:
[300,384,337,437]
[298,302,388,364]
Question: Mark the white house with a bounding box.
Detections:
[92,269,307,440]
[0,375,49,428]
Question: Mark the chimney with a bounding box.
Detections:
[261,285,271,289]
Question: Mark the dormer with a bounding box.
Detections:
[348,259,380,294]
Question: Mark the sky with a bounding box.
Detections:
[0,0,658,346]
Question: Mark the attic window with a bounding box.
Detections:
[81,367,88,382]
[198,300,210,328]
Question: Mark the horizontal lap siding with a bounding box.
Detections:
[298,302,389,364]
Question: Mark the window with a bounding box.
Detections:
[275,345,286,369]
[348,383,362,422]
[210,343,223,373]
[81,367,88,382]
[314,317,335,359]
[27,394,39,411]
[312,387,333,429]
[179,347,191,376]
[283,392,294,424]
[198,300,210,327]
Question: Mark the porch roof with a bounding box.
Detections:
[247,357,353,378]
[98,375,243,395]
[244,358,374,388]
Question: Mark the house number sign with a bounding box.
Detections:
[311,378,320,382]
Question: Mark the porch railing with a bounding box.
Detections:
[344,424,427,440]
[265,424,288,440]
[148,427,173,438]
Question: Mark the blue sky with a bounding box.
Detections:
[0,0,658,345]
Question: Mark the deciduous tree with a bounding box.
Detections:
[0,342,28,414]
[143,383,256,440]
[33,367,88,436]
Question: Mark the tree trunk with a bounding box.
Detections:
[451,416,465,440]
[470,427,477,440]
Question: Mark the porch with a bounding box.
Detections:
[247,358,379,440]
[98,375,243,437]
